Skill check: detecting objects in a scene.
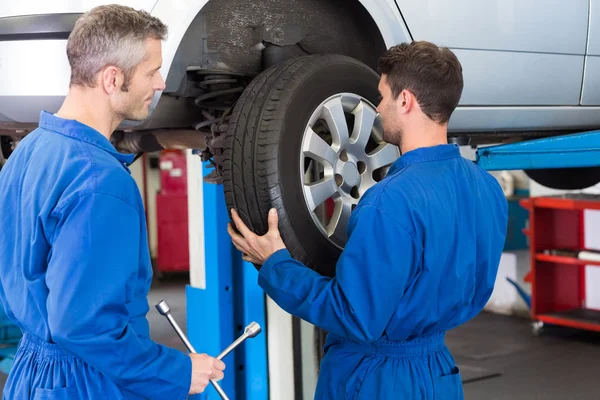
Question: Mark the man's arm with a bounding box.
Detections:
[46,192,191,400]
[257,205,422,343]
[127,294,152,340]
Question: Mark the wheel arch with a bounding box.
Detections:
[154,0,412,94]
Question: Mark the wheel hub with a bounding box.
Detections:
[338,161,360,190]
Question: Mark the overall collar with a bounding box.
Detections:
[39,110,135,165]
[388,144,461,175]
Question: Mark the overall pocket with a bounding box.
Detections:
[33,387,78,400]
[434,366,464,400]
[349,357,379,400]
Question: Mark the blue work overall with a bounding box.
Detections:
[0,112,191,399]
[259,144,508,399]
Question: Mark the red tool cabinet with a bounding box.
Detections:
[520,194,600,333]
[156,150,189,273]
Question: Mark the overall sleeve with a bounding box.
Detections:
[127,276,153,340]
[127,293,152,340]
[46,193,191,400]
[258,204,422,342]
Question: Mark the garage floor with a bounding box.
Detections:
[2,276,600,399]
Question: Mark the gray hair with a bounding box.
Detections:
[67,4,167,89]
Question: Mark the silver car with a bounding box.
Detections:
[0,0,596,273]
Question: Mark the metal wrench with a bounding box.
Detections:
[155,300,229,400]
[216,322,261,360]
[156,300,262,400]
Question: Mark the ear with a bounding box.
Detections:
[398,89,416,114]
[100,66,123,95]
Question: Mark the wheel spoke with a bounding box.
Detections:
[304,177,338,211]
[367,144,400,170]
[350,102,377,151]
[300,93,391,250]
[322,98,350,149]
[303,127,337,168]
[328,200,353,244]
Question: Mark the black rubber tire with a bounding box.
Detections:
[222,54,381,277]
[525,167,600,190]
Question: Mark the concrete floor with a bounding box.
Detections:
[2,276,600,399]
[450,312,600,399]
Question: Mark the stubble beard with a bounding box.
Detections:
[116,98,148,122]
[383,127,402,148]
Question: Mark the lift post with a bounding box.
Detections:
[185,154,269,400]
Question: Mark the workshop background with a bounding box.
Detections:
[2,147,600,399]
[5,0,600,398]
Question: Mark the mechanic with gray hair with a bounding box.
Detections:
[0,5,224,399]
[229,41,508,399]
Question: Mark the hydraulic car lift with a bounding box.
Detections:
[180,130,600,399]
[184,155,270,400]
[475,130,600,171]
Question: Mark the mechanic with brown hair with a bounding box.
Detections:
[228,41,508,399]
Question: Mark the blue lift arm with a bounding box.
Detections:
[476,130,600,171]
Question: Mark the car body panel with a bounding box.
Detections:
[2,0,600,133]
[0,41,70,97]
[454,49,584,106]
[0,1,158,18]
[448,106,600,132]
[586,0,600,55]
[581,0,600,105]
[581,56,600,105]
[395,0,589,106]
[395,0,588,54]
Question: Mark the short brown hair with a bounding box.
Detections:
[67,4,167,88]
[378,41,463,124]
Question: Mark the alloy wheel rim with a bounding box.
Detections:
[300,93,400,249]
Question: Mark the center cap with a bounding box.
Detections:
[341,162,360,187]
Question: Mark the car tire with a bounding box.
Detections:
[223,54,398,276]
[525,167,600,190]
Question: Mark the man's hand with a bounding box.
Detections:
[189,353,226,395]
[227,208,286,265]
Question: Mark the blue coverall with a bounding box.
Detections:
[259,144,508,399]
[0,112,191,399]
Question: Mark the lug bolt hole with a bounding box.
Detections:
[339,150,349,162]
[351,186,360,199]
[335,174,343,187]
[357,161,366,174]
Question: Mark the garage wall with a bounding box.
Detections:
[130,156,161,260]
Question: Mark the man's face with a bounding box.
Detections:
[112,38,165,121]
[376,74,402,147]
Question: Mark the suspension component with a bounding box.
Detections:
[192,72,249,184]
